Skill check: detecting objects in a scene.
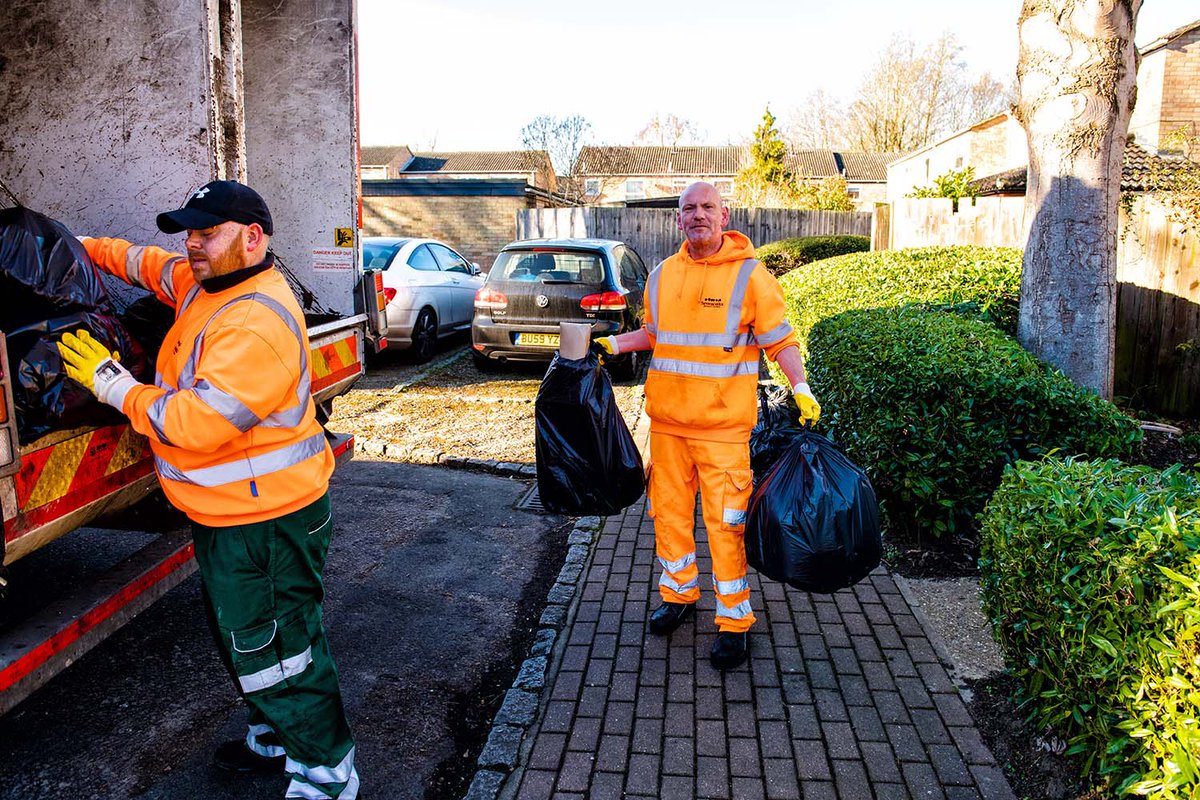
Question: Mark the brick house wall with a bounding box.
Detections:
[363,192,532,272]
[1160,26,1200,153]
[1130,22,1200,157]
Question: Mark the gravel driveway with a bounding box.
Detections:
[329,349,645,465]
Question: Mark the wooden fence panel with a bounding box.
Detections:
[515,207,872,267]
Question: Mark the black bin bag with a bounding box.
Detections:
[535,351,644,516]
[1,207,153,443]
[745,429,882,594]
[749,382,804,479]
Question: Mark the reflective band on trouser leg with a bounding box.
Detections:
[286,746,360,799]
[248,723,286,758]
[648,431,701,604]
[192,493,357,799]
[694,438,756,632]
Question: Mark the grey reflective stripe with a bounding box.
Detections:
[155,431,326,487]
[124,245,146,288]
[723,507,747,526]
[238,646,313,693]
[715,598,754,620]
[658,552,696,574]
[285,745,358,787]
[646,262,664,334]
[247,724,285,758]
[659,573,699,594]
[655,330,756,349]
[649,357,758,378]
[714,576,750,595]
[724,258,759,334]
[194,378,261,432]
[160,256,185,303]
[755,320,795,346]
[178,284,203,316]
[176,292,311,429]
[146,394,176,446]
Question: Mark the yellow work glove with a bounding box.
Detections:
[57,330,139,409]
[589,336,618,362]
[793,382,821,426]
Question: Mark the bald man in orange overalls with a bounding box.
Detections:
[594,181,820,670]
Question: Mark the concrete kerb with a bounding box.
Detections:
[462,514,604,800]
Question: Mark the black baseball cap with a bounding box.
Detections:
[156,180,274,235]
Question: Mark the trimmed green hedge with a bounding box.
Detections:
[779,246,1022,351]
[980,458,1200,797]
[807,306,1142,538]
[757,235,869,276]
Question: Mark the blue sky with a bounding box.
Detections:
[359,0,1199,151]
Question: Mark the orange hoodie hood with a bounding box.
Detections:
[679,230,756,266]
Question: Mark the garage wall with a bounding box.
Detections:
[363,194,529,272]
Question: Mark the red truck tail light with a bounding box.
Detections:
[374,272,388,312]
[475,287,507,310]
[580,291,626,312]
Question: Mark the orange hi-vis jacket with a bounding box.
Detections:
[642,231,799,443]
[82,237,333,527]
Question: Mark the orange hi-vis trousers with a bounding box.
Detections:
[647,431,756,633]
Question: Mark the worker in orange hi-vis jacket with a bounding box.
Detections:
[592,181,820,671]
[57,181,359,800]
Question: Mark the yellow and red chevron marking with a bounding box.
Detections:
[4,424,155,544]
[310,333,360,393]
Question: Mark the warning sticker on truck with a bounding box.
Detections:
[313,248,354,272]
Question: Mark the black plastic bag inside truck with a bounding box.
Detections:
[0,206,110,331]
[745,429,882,594]
[535,351,644,516]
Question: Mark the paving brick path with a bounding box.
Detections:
[480,412,1018,800]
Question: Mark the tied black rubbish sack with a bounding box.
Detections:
[745,429,882,594]
[535,351,644,516]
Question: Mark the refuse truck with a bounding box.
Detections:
[0,0,384,714]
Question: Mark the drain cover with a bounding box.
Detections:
[516,483,547,513]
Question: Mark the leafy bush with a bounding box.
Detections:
[779,245,1022,350]
[979,458,1200,797]
[807,307,1142,538]
[756,235,869,276]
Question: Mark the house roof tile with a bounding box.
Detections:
[403,150,548,173]
[971,142,1200,195]
[361,145,413,167]
[575,145,889,182]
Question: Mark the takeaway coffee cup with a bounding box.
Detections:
[559,322,592,360]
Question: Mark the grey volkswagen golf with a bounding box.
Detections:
[470,238,648,379]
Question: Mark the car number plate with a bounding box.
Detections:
[517,333,560,347]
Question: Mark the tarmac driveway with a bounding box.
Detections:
[0,458,567,800]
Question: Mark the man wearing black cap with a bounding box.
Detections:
[58,180,360,800]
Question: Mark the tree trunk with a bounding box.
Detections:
[1015,0,1141,399]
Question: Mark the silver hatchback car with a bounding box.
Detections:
[363,237,484,361]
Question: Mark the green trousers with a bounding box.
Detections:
[193,492,358,799]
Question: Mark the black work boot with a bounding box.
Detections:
[710,631,751,670]
[648,601,695,636]
[213,738,286,774]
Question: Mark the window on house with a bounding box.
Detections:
[847,188,860,199]
[585,179,601,196]
[361,165,388,180]
[714,180,733,195]
[625,179,645,199]
[924,159,931,180]
[955,156,964,169]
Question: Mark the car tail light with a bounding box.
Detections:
[382,286,397,303]
[475,287,507,310]
[580,291,626,312]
